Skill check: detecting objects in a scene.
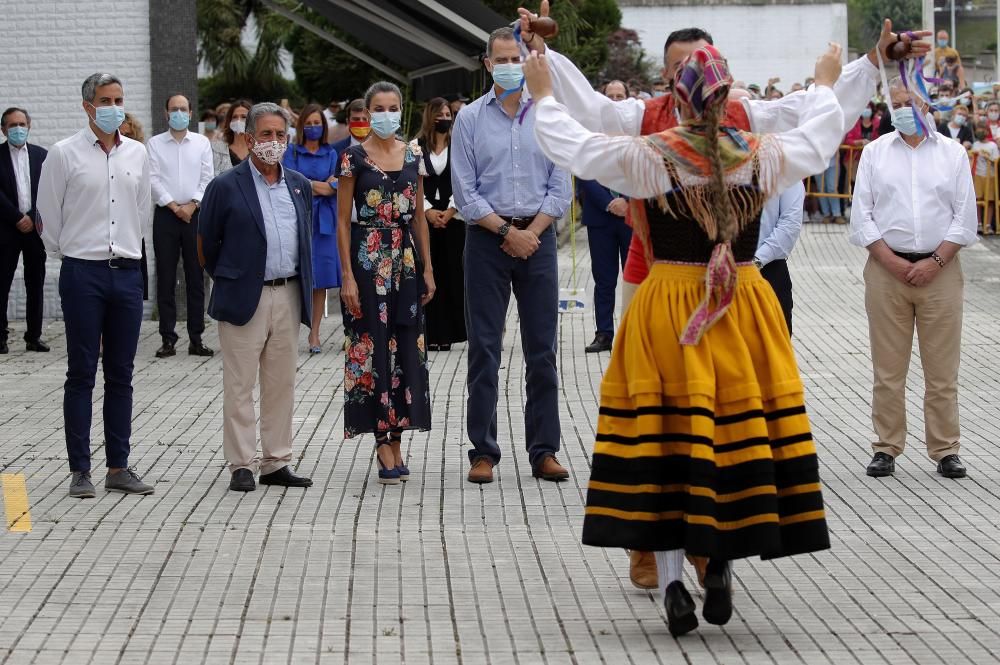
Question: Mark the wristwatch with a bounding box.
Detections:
[752,257,763,270]
[497,221,512,238]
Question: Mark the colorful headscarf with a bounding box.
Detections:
[672,45,733,118]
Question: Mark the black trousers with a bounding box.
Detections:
[760,259,793,335]
[153,206,205,344]
[0,227,46,343]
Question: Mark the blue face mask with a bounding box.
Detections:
[370,111,401,139]
[6,126,28,146]
[861,108,873,120]
[891,107,919,135]
[89,103,126,134]
[303,125,325,141]
[937,39,949,48]
[168,110,190,131]
[491,62,524,91]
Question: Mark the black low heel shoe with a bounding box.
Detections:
[702,562,733,626]
[664,580,698,637]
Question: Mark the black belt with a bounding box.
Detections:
[498,215,535,230]
[263,275,297,287]
[892,251,933,263]
[63,256,141,270]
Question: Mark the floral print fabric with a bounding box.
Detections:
[339,143,431,438]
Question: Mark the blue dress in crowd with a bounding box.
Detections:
[283,142,342,289]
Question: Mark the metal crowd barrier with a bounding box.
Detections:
[802,143,999,235]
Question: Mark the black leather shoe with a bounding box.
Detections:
[664,580,698,637]
[259,466,313,487]
[188,341,215,357]
[0,340,7,354]
[702,561,733,626]
[229,468,255,492]
[937,454,967,478]
[155,342,176,358]
[25,339,50,352]
[866,452,895,477]
[585,332,613,353]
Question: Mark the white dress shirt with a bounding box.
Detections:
[147,129,213,207]
[8,143,31,214]
[37,127,151,260]
[849,130,978,252]
[532,86,843,203]
[542,47,878,137]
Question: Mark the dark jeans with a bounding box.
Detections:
[464,225,560,468]
[760,259,793,335]
[153,206,205,344]
[59,257,143,472]
[0,228,46,343]
[586,221,631,335]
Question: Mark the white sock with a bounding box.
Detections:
[654,550,684,600]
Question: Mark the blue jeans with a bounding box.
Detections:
[814,156,841,217]
[464,225,560,468]
[586,221,632,335]
[59,258,143,472]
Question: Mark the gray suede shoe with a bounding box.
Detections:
[105,469,154,495]
[69,472,96,498]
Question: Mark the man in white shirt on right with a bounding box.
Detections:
[850,77,978,480]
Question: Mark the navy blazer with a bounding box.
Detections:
[198,159,314,327]
[331,136,351,158]
[577,178,625,229]
[0,142,47,230]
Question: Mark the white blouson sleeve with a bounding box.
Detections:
[541,48,645,136]
[532,96,671,199]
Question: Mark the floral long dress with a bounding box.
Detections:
[339,143,432,438]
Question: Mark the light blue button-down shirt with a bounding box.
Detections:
[451,87,571,224]
[756,181,805,266]
[249,159,299,280]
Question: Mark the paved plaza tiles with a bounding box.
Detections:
[2,225,1000,665]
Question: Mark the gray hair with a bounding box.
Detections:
[81,73,123,103]
[364,81,402,109]
[488,26,516,58]
[246,102,289,135]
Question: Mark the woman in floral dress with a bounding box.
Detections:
[337,81,436,485]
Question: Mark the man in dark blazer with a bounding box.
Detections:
[198,102,314,492]
[578,178,631,353]
[0,107,48,354]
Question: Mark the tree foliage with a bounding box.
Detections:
[601,28,656,87]
[848,0,923,50]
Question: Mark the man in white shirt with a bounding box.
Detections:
[37,73,155,498]
[753,182,805,334]
[0,107,49,354]
[850,78,978,480]
[148,93,214,359]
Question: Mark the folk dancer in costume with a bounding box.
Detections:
[523,43,844,636]
[516,0,932,595]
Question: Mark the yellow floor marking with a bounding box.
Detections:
[1,473,32,533]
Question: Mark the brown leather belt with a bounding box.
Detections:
[498,215,533,230]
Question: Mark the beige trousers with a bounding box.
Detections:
[621,280,639,315]
[218,282,301,474]
[864,256,963,461]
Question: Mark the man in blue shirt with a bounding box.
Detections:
[452,26,572,484]
[752,182,805,334]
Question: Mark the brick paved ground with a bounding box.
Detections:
[2,225,1000,665]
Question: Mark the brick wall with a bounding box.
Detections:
[620,3,849,89]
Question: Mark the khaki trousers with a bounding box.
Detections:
[864,256,963,461]
[218,282,300,474]
[621,280,639,315]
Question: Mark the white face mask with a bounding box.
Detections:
[230,119,246,135]
[250,139,287,165]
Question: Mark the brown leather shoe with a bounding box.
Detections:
[629,550,658,589]
[687,554,708,588]
[532,454,569,481]
[467,457,494,484]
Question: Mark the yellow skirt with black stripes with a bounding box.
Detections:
[582,263,830,560]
